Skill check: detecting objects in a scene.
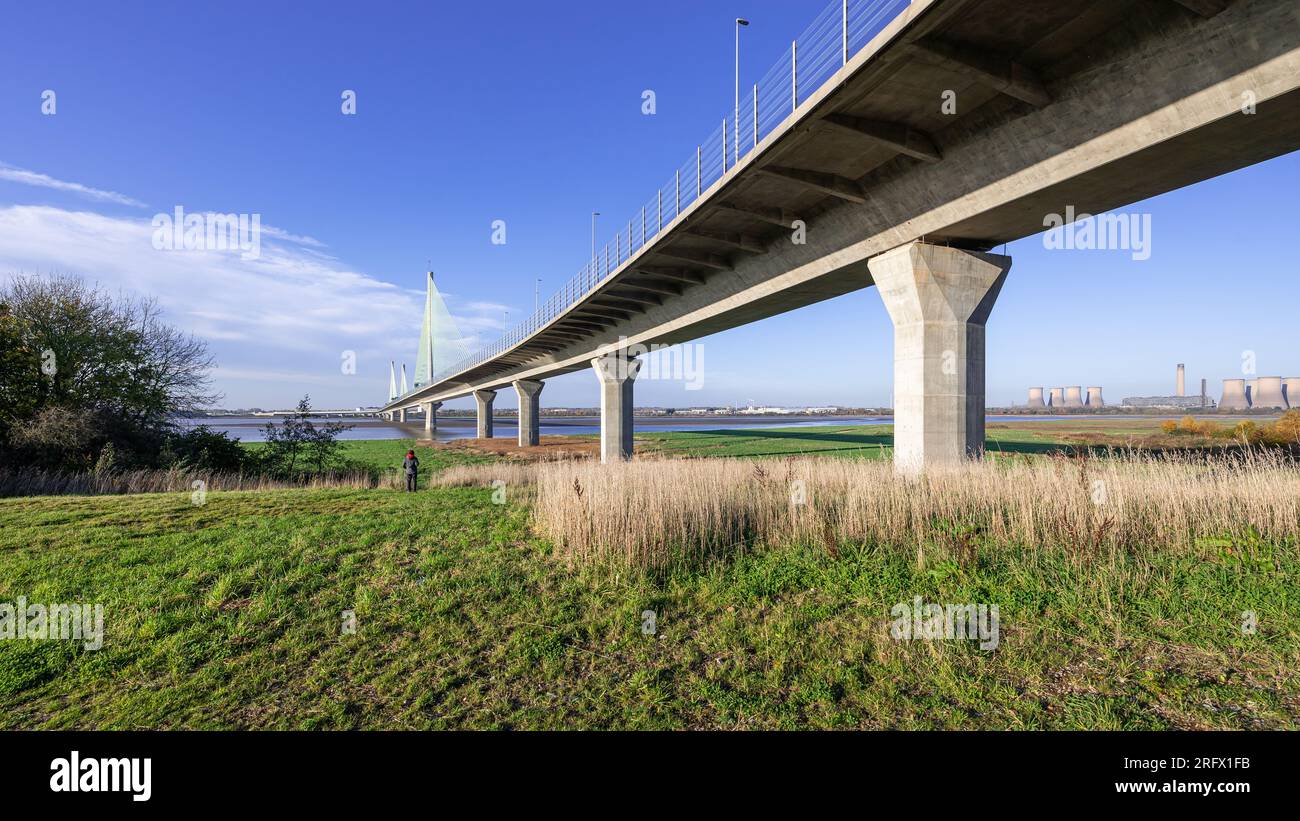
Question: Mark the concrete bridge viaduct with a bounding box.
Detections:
[382,0,1300,471]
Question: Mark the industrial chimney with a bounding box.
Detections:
[1201,378,1207,408]
[1064,386,1084,408]
[1027,387,1046,408]
[1086,386,1104,407]
[1283,377,1300,410]
[1247,378,1259,407]
[1253,376,1287,409]
[1176,363,1185,397]
[1049,388,1064,408]
[1220,378,1249,410]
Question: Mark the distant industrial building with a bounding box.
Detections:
[1253,377,1287,409]
[1023,385,1103,409]
[1220,378,1248,410]
[1030,363,1295,412]
[1221,375,1295,410]
[1021,384,1102,408]
[1122,364,1215,409]
[1122,395,1215,409]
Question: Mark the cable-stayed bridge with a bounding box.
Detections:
[382,0,1300,470]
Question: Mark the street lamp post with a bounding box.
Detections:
[591,211,600,273]
[735,18,750,167]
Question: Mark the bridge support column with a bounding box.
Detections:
[397,407,407,424]
[423,401,442,435]
[592,354,641,463]
[512,380,544,447]
[473,390,496,439]
[868,242,1010,474]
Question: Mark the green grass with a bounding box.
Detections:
[2,476,1295,729]
[637,423,1072,459]
[329,438,496,474]
[241,438,495,489]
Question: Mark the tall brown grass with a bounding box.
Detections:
[0,465,385,497]
[438,452,1300,569]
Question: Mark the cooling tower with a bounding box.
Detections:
[1049,388,1064,407]
[1253,376,1286,409]
[1220,378,1249,410]
[1283,377,1300,409]
[1063,386,1084,408]
[1176,364,1185,397]
[1086,386,1104,407]
[1027,387,1046,408]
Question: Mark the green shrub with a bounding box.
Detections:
[164,425,248,473]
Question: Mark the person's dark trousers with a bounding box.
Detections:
[406,474,417,492]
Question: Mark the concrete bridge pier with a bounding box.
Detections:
[423,401,443,434]
[592,354,641,463]
[512,380,544,447]
[868,242,1011,474]
[473,390,496,439]
[397,407,407,424]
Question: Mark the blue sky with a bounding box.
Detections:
[2,0,1297,412]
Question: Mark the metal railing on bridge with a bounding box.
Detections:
[405,0,910,399]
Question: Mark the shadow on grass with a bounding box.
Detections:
[985,437,1075,456]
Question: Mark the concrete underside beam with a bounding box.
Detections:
[868,242,1010,473]
[591,355,640,463]
[512,380,544,447]
[473,390,496,439]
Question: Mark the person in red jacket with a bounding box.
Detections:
[402,449,419,492]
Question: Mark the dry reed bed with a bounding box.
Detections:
[439,452,1300,568]
[0,465,384,497]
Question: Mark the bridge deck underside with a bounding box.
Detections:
[390,0,1300,408]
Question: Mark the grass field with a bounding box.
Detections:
[635,417,1284,460]
[637,423,1066,459]
[2,420,1297,729]
[263,438,498,486]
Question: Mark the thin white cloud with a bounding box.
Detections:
[0,163,147,208]
[254,223,325,248]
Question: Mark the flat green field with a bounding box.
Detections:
[2,420,1296,729]
[639,423,1066,459]
[250,438,496,487]
[635,416,1275,459]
